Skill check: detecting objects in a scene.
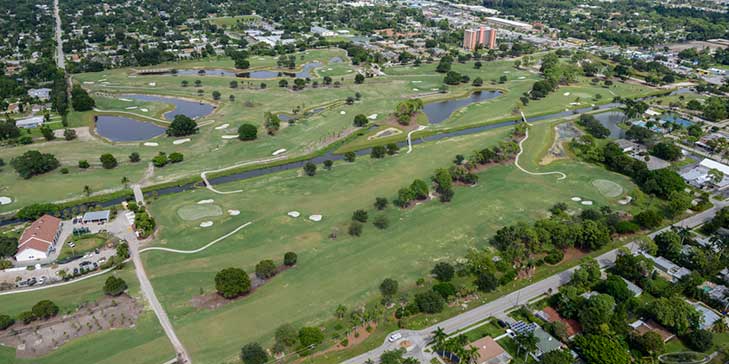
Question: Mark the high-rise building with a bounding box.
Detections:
[463,29,478,50]
[463,26,497,50]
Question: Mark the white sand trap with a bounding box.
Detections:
[83,81,95,84]
[173,138,190,145]
[503,71,510,73]
[99,79,107,82]
[519,76,526,79]
[581,201,593,206]
[309,214,322,222]
[340,111,346,115]
[412,81,422,83]
[272,148,286,156]
[347,70,353,72]
[327,68,333,70]
[197,199,215,204]
[288,211,301,218]
[222,135,238,139]
[431,88,439,91]
[125,106,138,110]
[618,196,633,205]
[0,197,12,205]
[140,108,149,112]
[214,123,229,130]
[119,98,132,102]
[148,82,156,86]
[368,114,378,120]
[228,209,240,216]
[143,142,159,147]
[200,221,213,228]
[413,88,419,91]
[563,92,570,96]
[571,197,582,202]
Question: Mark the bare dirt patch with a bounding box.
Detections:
[0,294,142,359]
[541,122,582,165]
[191,265,292,309]
[294,322,378,363]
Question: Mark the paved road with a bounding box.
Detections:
[343,197,728,364]
[53,0,64,69]
[110,221,191,364]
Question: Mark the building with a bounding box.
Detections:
[27,88,51,101]
[15,116,44,129]
[532,327,563,359]
[485,16,533,31]
[16,215,62,262]
[622,277,643,296]
[82,210,111,223]
[468,337,512,364]
[310,26,334,37]
[642,253,692,282]
[538,307,582,339]
[463,26,497,50]
[679,158,729,190]
[629,319,675,342]
[689,301,721,330]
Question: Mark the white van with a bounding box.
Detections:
[388,333,402,342]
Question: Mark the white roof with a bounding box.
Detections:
[700,158,729,176]
[15,116,44,126]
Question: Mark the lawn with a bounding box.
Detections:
[133,119,646,364]
[0,266,174,364]
[0,52,657,215]
[58,233,109,261]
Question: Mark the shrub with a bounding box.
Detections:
[374,197,388,210]
[103,276,128,296]
[78,160,90,169]
[99,154,118,169]
[415,291,445,313]
[615,221,640,234]
[353,114,368,127]
[255,259,277,279]
[348,221,363,236]
[240,342,268,364]
[215,268,251,298]
[432,282,456,299]
[129,152,140,162]
[238,123,258,141]
[684,330,713,352]
[18,311,35,324]
[31,300,59,319]
[373,215,389,229]
[303,162,316,176]
[0,314,14,330]
[352,209,368,222]
[544,249,564,264]
[431,262,454,282]
[168,152,184,163]
[283,252,297,266]
[299,326,325,347]
[371,146,386,159]
[344,152,356,162]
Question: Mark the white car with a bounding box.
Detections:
[68,242,76,248]
[388,333,402,342]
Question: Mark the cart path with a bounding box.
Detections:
[515,113,567,180]
[200,156,287,194]
[139,222,252,254]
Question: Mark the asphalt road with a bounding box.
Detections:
[53,0,64,69]
[343,199,727,364]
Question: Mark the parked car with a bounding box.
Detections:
[68,241,76,248]
[388,333,402,342]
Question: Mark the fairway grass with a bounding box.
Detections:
[137,119,647,364]
[592,179,625,198]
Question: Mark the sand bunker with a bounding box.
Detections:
[197,199,214,204]
[571,197,582,202]
[214,123,230,130]
[0,197,12,205]
[340,111,346,115]
[228,210,240,216]
[563,92,571,96]
[119,98,132,102]
[309,214,322,222]
[368,114,378,120]
[413,88,419,91]
[173,138,190,145]
[222,135,238,139]
[125,106,138,110]
[288,211,300,218]
[581,201,593,206]
[143,142,158,147]
[178,204,223,221]
[148,82,156,86]
[368,127,402,140]
[272,148,286,156]
[200,221,214,228]
[140,108,149,112]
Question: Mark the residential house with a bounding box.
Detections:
[629,319,675,342]
[15,115,44,129]
[642,252,692,282]
[689,301,721,330]
[537,307,582,339]
[82,210,111,223]
[27,88,51,101]
[468,336,512,364]
[680,158,729,190]
[15,215,62,262]
[532,327,563,359]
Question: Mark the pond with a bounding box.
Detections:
[95,116,166,142]
[238,62,323,79]
[422,90,502,124]
[593,111,627,138]
[174,69,238,77]
[124,94,215,120]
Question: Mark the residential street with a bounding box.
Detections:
[53,0,64,69]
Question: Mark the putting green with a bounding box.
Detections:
[592,179,624,198]
[176,204,224,221]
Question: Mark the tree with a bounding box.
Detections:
[352,209,368,223]
[579,294,615,333]
[212,90,221,100]
[574,334,631,364]
[432,282,456,300]
[410,179,429,200]
[299,326,324,347]
[580,220,611,250]
[354,73,365,84]
[11,151,60,178]
[353,114,368,127]
[116,242,129,259]
[349,221,363,236]
[432,262,454,282]
[103,276,128,296]
[443,71,462,85]
[0,236,17,258]
[152,153,168,167]
[31,300,59,319]
[39,126,54,141]
[380,278,399,298]
[632,331,664,355]
[371,146,386,159]
[240,343,268,364]
[283,252,297,266]
[255,259,277,279]
[323,160,333,170]
[386,143,399,155]
[303,162,317,176]
[264,112,281,135]
[541,349,575,364]
[275,323,299,349]
[666,191,692,218]
[654,231,682,261]
[684,329,713,352]
[415,291,445,313]
[71,86,95,111]
[99,153,118,169]
[238,123,258,141]
[167,115,198,136]
[344,152,356,162]
[635,209,662,229]
[0,314,14,330]
[63,128,77,140]
[472,77,483,86]
[214,267,251,298]
[598,275,634,302]
[373,215,389,229]
[475,271,498,292]
[129,152,140,162]
[650,296,702,335]
[515,332,538,362]
[375,197,388,210]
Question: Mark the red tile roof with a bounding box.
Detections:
[543,306,582,337]
[17,215,61,255]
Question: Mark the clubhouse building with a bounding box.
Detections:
[15,215,62,262]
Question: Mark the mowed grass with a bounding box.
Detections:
[0,52,656,215]
[0,266,175,364]
[139,120,642,363]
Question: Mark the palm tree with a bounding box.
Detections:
[431,327,447,348]
[83,185,91,196]
[121,176,129,187]
[515,332,538,362]
[335,304,347,320]
[463,345,480,364]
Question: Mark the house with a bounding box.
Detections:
[699,282,729,306]
[642,253,692,282]
[468,336,512,364]
[27,88,51,101]
[629,319,675,342]
[15,116,44,129]
[719,268,729,284]
[622,277,643,296]
[532,327,563,358]
[311,26,334,37]
[615,139,639,153]
[538,307,582,339]
[15,215,62,262]
[689,301,721,330]
[82,210,111,223]
[680,158,729,190]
